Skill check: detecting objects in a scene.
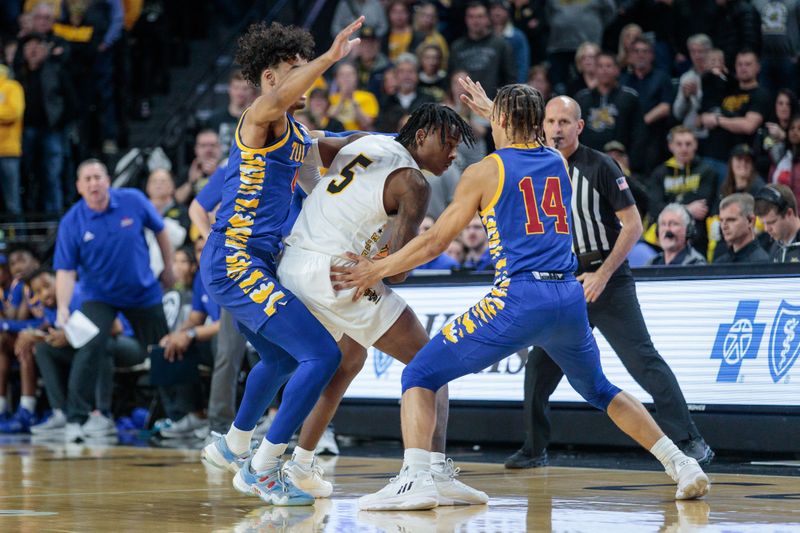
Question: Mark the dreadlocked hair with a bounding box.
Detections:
[492,84,546,146]
[396,103,476,150]
[235,21,315,87]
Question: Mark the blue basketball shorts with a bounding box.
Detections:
[402,274,621,411]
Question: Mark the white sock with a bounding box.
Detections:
[403,448,431,475]
[251,439,287,472]
[0,397,7,414]
[292,446,315,468]
[650,435,684,468]
[225,424,254,456]
[430,451,446,470]
[20,396,36,413]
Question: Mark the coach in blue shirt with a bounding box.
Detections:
[53,159,174,431]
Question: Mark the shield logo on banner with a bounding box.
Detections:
[769,300,800,382]
[373,349,393,378]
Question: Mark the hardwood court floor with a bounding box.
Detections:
[1,441,799,532]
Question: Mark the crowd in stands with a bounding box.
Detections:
[0,0,799,439]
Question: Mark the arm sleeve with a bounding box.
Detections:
[135,190,166,233]
[296,139,322,194]
[53,217,79,270]
[103,0,124,47]
[195,167,224,211]
[657,73,674,105]
[595,155,636,211]
[0,82,24,123]
[0,317,45,333]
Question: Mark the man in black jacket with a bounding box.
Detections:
[375,53,436,132]
[575,52,645,171]
[448,1,516,97]
[18,33,77,213]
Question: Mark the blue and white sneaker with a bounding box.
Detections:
[201,433,251,474]
[233,457,315,506]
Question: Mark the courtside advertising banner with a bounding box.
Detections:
[343,276,800,407]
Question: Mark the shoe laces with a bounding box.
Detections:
[309,460,325,478]
[443,458,460,478]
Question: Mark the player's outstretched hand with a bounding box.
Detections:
[458,76,493,120]
[331,251,382,302]
[326,16,365,63]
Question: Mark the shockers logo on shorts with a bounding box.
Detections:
[769,300,800,383]
[372,349,393,378]
[710,300,765,383]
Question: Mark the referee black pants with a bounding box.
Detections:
[521,263,701,455]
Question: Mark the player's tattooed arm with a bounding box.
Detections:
[333,159,492,300]
[382,168,431,284]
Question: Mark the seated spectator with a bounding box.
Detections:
[0,245,40,432]
[527,65,553,103]
[414,1,449,65]
[415,216,461,270]
[202,69,254,152]
[700,50,770,183]
[329,62,379,131]
[300,88,344,134]
[767,114,800,206]
[462,216,492,270]
[489,0,530,84]
[446,239,467,265]
[673,34,712,138]
[757,90,798,178]
[0,64,23,218]
[621,35,674,173]
[25,269,144,437]
[146,169,189,278]
[443,69,489,168]
[575,52,644,171]
[417,43,447,102]
[175,129,222,205]
[378,66,398,109]
[649,126,717,252]
[754,184,800,263]
[449,1,515,98]
[331,0,387,41]
[649,204,707,266]
[715,193,770,263]
[718,144,765,208]
[382,0,423,62]
[565,42,600,97]
[157,240,219,439]
[617,23,643,73]
[376,53,436,132]
[353,26,390,96]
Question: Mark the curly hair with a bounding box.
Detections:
[396,103,475,150]
[235,22,315,87]
[492,84,546,146]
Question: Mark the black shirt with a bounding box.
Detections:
[714,239,770,263]
[574,85,643,167]
[701,85,771,161]
[568,144,636,255]
[22,69,47,129]
[769,229,800,263]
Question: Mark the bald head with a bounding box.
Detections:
[546,96,581,121]
[543,96,584,156]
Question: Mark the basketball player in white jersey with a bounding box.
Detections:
[277,104,486,506]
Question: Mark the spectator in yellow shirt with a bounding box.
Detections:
[0,65,24,216]
[328,62,379,131]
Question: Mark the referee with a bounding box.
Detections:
[504,96,714,468]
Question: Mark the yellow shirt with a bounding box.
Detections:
[0,77,25,157]
[387,29,413,61]
[329,91,379,131]
[24,0,62,16]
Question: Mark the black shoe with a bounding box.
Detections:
[677,437,715,466]
[504,448,549,469]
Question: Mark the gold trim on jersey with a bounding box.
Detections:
[508,142,540,149]
[234,108,293,155]
[480,153,505,217]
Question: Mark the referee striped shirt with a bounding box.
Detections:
[567,144,636,255]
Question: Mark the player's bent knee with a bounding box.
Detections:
[401,362,443,394]
[571,377,622,411]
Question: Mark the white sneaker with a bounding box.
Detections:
[431,458,488,506]
[160,413,205,439]
[283,459,333,498]
[31,410,67,436]
[666,455,710,500]
[82,411,118,438]
[315,427,340,455]
[65,422,84,443]
[358,466,439,511]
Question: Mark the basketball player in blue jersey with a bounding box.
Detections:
[198,17,364,506]
[333,84,710,510]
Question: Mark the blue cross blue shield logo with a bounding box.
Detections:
[373,349,393,378]
[710,300,765,383]
[768,300,800,383]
